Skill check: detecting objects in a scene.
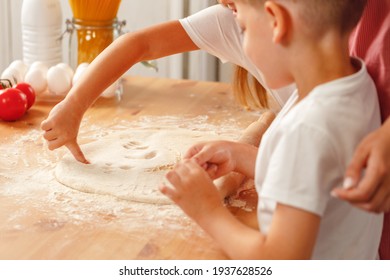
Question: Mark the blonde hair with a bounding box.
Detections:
[232,66,269,110]
[217,2,269,110]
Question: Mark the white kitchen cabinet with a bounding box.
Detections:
[0,0,232,82]
[0,0,14,73]
[0,2,8,72]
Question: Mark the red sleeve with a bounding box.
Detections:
[349,0,390,122]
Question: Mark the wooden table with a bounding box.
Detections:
[0,76,262,260]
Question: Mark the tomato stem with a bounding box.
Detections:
[0,79,13,88]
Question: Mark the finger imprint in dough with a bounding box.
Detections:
[55,128,230,204]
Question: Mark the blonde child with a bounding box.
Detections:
[160,0,383,259]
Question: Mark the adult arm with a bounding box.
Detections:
[343,0,390,213]
[332,117,390,213]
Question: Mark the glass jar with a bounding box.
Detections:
[65,17,126,69]
[60,18,126,99]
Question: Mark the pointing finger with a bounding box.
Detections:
[66,141,89,164]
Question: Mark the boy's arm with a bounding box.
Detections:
[198,202,320,259]
[164,142,320,259]
[170,167,321,260]
[41,20,199,162]
[161,159,320,260]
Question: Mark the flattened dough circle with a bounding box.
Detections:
[55,128,227,204]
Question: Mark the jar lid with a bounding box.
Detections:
[72,18,120,29]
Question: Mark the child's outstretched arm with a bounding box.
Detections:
[160,159,320,259]
[41,20,199,163]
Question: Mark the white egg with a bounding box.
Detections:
[72,64,89,86]
[29,61,48,75]
[56,63,74,80]
[25,68,47,93]
[101,81,118,98]
[1,67,23,85]
[9,60,28,79]
[77,62,90,70]
[47,66,71,95]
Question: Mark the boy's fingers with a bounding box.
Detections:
[166,170,182,186]
[66,141,89,164]
[192,149,213,166]
[206,164,218,179]
[159,183,179,202]
[183,145,203,160]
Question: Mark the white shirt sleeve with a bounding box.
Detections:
[179,4,296,109]
[179,5,245,65]
[259,123,341,216]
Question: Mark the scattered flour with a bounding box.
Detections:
[0,116,255,236]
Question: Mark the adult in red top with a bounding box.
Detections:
[343,0,390,259]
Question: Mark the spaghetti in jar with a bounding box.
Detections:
[66,18,126,68]
[67,0,122,67]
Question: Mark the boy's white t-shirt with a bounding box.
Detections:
[181,4,383,259]
[179,4,295,109]
[255,59,383,259]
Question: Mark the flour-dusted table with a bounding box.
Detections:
[0,76,262,259]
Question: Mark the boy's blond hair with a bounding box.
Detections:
[232,0,367,110]
[237,0,367,34]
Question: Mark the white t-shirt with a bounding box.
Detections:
[255,59,383,259]
[181,4,383,259]
[179,4,295,109]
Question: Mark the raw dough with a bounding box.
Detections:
[55,128,230,204]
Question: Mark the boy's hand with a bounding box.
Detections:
[159,159,224,221]
[41,100,89,164]
[184,141,237,179]
[332,125,390,213]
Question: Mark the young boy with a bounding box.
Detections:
[160,0,383,259]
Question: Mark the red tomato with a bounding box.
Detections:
[14,82,36,110]
[0,88,28,121]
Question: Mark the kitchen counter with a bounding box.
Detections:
[0,76,262,260]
